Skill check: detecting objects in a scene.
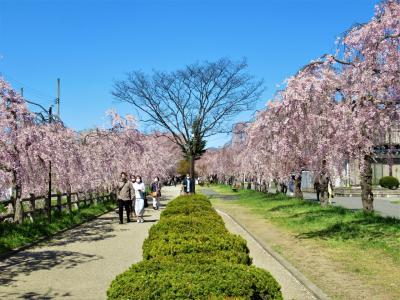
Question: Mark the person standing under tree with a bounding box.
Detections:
[327,176,334,204]
[319,172,330,206]
[288,175,295,196]
[129,174,136,219]
[133,175,146,223]
[314,174,321,202]
[182,174,194,195]
[151,177,161,210]
[117,172,134,224]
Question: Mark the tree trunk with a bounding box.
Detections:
[47,160,52,223]
[294,176,303,199]
[12,171,23,224]
[388,129,393,177]
[189,154,195,193]
[360,155,374,212]
[67,192,72,213]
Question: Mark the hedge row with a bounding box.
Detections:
[107,194,282,299]
[379,176,399,189]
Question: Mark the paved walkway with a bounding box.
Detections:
[302,192,400,219]
[0,186,180,300]
[227,187,399,219]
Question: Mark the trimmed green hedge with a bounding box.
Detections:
[107,194,282,299]
[148,215,227,236]
[379,176,399,190]
[142,231,251,265]
[108,260,282,300]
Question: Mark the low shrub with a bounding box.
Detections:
[148,215,227,236]
[107,193,282,299]
[144,251,251,265]
[107,260,282,300]
[160,194,215,218]
[379,176,400,190]
[143,232,251,265]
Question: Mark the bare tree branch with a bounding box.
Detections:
[112,58,264,154]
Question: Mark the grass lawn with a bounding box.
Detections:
[0,201,115,255]
[206,184,400,299]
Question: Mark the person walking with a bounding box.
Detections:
[151,177,162,210]
[129,174,136,219]
[319,172,330,206]
[314,174,321,202]
[117,172,134,224]
[327,176,334,204]
[133,175,146,223]
[182,174,194,195]
[288,175,295,196]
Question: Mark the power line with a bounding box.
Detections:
[0,72,55,103]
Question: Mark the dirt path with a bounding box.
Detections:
[0,186,180,300]
[216,208,321,300]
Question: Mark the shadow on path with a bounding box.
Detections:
[48,215,119,247]
[0,289,74,300]
[0,250,102,286]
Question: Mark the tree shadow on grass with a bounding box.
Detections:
[201,189,238,201]
[0,249,102,286]
[297,216,400,241]
[287,207,352,221]
[266,201,313,212]
[215,195,239,201]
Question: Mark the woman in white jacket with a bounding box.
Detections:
[133,175,146,223]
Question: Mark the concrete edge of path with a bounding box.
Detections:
[0,207,116,261]
[215,208,331,300]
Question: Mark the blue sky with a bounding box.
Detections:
[0,0,379,147]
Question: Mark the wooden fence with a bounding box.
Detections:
[0,191,117,223]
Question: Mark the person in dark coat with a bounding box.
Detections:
[182,174,195,195]
[150,176,162,210]
[117,172,134,224]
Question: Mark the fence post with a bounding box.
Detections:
[28,193,35,222]
[57,193,62,214]
[67,192,72,213]
[74,193,80,210]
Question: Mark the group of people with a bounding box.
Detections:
[117,172,162,224]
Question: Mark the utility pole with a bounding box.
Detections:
[20,87,24,97]
[47,106,53,223]
[56,78,60,118]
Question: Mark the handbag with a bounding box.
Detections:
[151,191,157,197]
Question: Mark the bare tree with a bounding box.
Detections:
[112,58,264,192]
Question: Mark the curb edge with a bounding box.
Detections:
[215,208,331,300]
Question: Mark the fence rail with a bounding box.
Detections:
[0,191,116,223]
